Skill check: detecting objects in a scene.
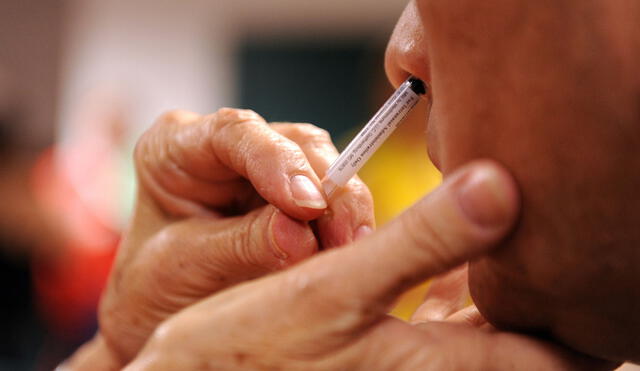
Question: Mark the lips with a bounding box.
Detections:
[423,95,442,172]
[426,138,441,172]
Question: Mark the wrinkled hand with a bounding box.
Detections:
[125,161,607,370]
[67,108,375,368]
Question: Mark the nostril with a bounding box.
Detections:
[384,35,413,89]
[384,0,431,90]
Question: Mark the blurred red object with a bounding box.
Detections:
[30,148,118,339]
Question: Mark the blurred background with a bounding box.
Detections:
[2,1,640,370]
[0,0,435,369]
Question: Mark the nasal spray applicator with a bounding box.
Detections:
[321,77,427,197]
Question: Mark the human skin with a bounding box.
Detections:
[124,159,607,371]
[64,108,376,368]
[385,0,640,362]
[63,108,610,370]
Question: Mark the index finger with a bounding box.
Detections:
[271,123,376,248]
[136,108,327,220]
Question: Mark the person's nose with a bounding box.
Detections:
[385,0,431,89]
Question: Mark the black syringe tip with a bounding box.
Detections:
[408,77,427,95]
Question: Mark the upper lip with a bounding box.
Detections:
[424,101,441,172]
[415,81,440,171]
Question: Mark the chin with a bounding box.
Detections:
[468,231,640,364]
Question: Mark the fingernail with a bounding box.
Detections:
[456,167,516,228]
[269,210,318,262]
[290,175,327,209]
[354,225,374,241]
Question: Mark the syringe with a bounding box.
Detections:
[321,77,427,198]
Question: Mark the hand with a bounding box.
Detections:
[126,161,607,370]
[66,108,375,368]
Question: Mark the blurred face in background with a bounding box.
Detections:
[386,0,640,362]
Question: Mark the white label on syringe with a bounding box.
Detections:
[324,80,420,189]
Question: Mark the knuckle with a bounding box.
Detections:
[282,268,329,305]
[298,123,330,139]
[135,228,193,299]
[401,207,456,270]
[237,214,262,266]
[155,109,199,127]
[299,124,333,146]
[229,210,273,270]
[312,126,332,143]
[133,129,153,170]
[98,284,148,362]
[97,298,120,342]
[214,106,236,117]
[151,318,181,348]
[281,123,333,146]
[213,107,240,125]
[213,107,265,129]
[251,135,309,174]
[335,179,374,220]
[156,109,182,124]
[210,108,271,156]
[134,110,186,171]
[345,178,374,204]
[139,319,192,366]
[282,265,358,320]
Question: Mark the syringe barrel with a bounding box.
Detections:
[322,77,426,197]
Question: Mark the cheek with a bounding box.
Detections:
[422,1,601,174]
[418,0,529,47]
[430,1,640,361]
[421,1,534,174]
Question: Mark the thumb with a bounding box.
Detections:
[295,160,519,323]
[144,205,319,288]
[100,205,318,362]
